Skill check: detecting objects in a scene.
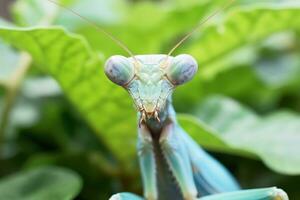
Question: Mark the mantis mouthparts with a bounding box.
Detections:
[139,110,160,127]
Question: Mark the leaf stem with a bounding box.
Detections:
[0,53,32,144]
[0,4,60,146]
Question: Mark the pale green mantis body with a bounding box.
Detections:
[47,1,289,200]
[105,55,288,200]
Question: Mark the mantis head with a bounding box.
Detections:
[104,54,198,122]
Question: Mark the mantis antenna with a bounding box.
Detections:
[167,0,236,57]
[46,0,137,61]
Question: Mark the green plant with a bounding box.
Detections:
[0,0,300,199]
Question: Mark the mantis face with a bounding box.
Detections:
[105,54,198,121]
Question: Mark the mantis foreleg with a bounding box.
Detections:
[137,124,157,200]
[199,187,288,200]
[159,122,198,200]
[109,187,287,200]
[109,192,143,200]
[176,126,240,194]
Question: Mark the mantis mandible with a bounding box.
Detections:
[47,0,289,200]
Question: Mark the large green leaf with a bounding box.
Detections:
[175,32,300,112]
[178,114,255,158]
[175,3,300,108]
[0,27,137,168]
[180,96,300,175]
[183,3,300,71]
[0,166,82,200]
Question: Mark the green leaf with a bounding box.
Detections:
[0,166,82,200]
[177,115,229,151]
[178,114,254,158]
[0,27,137,168]
[180,96,300,175]
[183,3,300,76]
[254,33,300,88]
[193,3,300,62]
[175,4,300,109]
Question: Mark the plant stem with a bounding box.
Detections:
[0,53,32,143]
[0,5,60,146]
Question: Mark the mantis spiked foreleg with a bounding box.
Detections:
[110,187,288,200]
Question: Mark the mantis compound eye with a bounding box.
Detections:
[104,55,135,86]
[166,54,198,85]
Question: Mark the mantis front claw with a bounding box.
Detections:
[109,193,143,200]
[109,187,288,200]
[199,187,289,200]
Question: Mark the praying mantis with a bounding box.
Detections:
[47,0,289,200]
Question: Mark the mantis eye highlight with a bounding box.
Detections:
[105,55,135,86]
[166,54,198,85]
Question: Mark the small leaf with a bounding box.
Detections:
[0,166,82,200]
[10,99,40,128]
[22,77,62,98]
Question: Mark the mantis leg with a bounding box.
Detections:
[109,193,144,200]
[159,122,198,200]
[198,187,288,200]
[177,126,240,196]
[137,124,157,200]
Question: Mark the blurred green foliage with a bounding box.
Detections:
[0,0,300,199]
[0,166,82,200]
